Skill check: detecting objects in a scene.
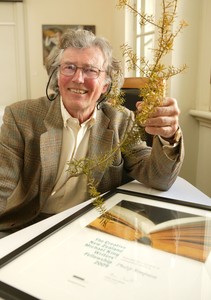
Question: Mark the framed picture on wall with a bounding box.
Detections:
[0,0,23,2]
[42,24,96,65]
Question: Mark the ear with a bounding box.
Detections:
[102,82,110,94]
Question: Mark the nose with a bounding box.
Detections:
[71,68,85,83]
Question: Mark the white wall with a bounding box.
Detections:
[170,0,211,196]
[170,0,202,186]
[0,2,28,105]
[195,0,211,111]
[189,0,211,197]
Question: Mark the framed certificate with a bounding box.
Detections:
[0,189,211,300]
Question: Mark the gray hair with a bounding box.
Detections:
[45,29,124,98]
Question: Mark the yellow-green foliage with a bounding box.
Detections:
[118,0,187,125]
[66,0,187,217]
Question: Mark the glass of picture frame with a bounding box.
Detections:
[0,188,211,300]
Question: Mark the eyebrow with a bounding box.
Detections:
[61,62,102,69]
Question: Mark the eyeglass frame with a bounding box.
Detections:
[58,63,106,79]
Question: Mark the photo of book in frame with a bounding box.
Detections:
[88,200,211,262]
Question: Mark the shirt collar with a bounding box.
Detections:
[60,98,96,128]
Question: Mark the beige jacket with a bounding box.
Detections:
[0,97,184,230]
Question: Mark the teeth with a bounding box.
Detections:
[69,88,86,94]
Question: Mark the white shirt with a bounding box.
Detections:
[42,99,96,214]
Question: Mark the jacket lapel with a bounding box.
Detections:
[39,99,63,204]
[88,108,114,185]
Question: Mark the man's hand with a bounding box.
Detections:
[136,97,180,139]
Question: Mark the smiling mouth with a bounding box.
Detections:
[68,88,88,95]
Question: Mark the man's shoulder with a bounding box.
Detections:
[8,96,50,110]
[101,102,132,118]
[99,102,134,133]
[3,97,61,132]
[5,96,58,119]
[4,97,61,127]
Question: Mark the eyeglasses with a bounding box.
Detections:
[59,63,105,79]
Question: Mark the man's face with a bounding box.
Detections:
[58,47,109,121]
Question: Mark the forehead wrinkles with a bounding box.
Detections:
[61,47,106,68]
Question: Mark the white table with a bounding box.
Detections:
[0,176,210,259]
[0,176,211,300]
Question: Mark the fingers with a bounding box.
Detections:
[137,98,180,117]
[136,97,180,138]
[152,98,180,117]
[145,122,179,138]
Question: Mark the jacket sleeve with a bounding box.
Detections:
[124,133,184,191]
[0,106,24,212]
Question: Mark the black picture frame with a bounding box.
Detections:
[0,1,23,2]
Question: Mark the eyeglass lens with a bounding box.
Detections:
[60,64,102,79]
